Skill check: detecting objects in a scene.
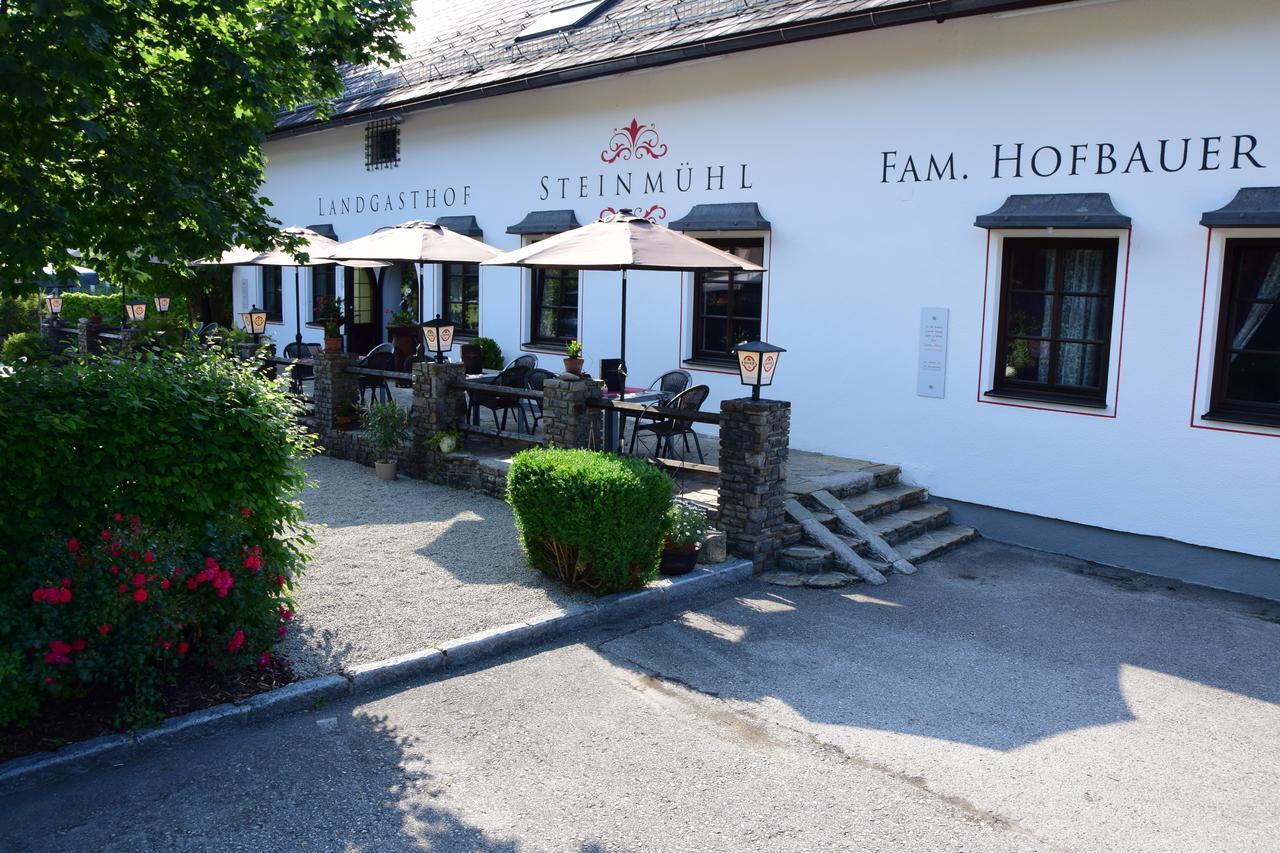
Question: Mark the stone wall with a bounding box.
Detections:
[718,398,791,568]
[541,374,603,449]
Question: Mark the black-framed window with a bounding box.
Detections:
[365,117,400,171]
[262,267,283,323]
[443,263,480,337]
[1208,239,1280,426]
[992,238,1118,406]
[311,265,336,321]
[530,267,579,347]
[692,237,765,361]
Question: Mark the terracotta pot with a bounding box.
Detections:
[563,356,585,374]
[659,543,699,576]
[324,335,342,353]
[88,314,103,324]
[375,460,396,481]
[335,414,357,431]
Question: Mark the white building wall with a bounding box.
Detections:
[244,0,1280,559]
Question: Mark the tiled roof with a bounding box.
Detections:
[275,0,1064,133]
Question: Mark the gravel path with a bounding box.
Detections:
[281,456,588,678]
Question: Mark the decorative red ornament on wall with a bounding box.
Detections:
[601,118,668,164]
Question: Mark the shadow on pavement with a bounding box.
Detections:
[597,539,1280,751]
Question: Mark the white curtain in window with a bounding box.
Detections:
[1056,249,1105,386]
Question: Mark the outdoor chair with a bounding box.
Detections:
[629,385,711,463]
[524,368,555,432]
[646,369,692,401]
[283,341,320,394]
[358,343,395,405]
[470,364,531,432]
[504,354,537,371]
[197,322,220,343]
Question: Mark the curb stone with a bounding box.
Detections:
[0,557,752,791]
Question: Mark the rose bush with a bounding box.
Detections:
[3,512,298,727]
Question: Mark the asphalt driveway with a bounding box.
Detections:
[3,540,1278,851]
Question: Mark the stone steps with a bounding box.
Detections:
[775,461,978,585]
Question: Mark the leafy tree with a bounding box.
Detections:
[0,0,413,294]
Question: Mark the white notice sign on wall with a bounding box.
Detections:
[917,307,949,398]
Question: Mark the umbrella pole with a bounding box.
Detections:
[294,267,303,350]
[418,262,425,324]
[619,268,628,401]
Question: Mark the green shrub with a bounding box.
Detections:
[472,336,503,370]
[0,293,39,340]
[56,292,124,324]
[1,331,48,364]
[0,350,315,723]
[362,400,411,462]
[506,448,672,594]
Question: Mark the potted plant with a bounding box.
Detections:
[312,296,344,352]
[334,400,361,432]
[428,427,463,455]
[660,503,706,576]
[564,339,584,375]
[385,307,421,377]
[363,400,412,481]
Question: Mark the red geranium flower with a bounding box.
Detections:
[31,588,46,602]
[241,507,251,518]
[99,624,111,635]
[58,588,72,603]
[133,588,148,603]
[114,512,123,522]
[176,641,189,655]
[160,579,170,589]
[227,629,245,652]
[258,651,271,669]
[67,537,80,554]
[100,529,113,541]
[72,639,87,651]
[132,572,147,588]
[143,550,154,564]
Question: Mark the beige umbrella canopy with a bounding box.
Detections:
[197,226,387,349]
[483,210,765,393]
[321,220,503,323]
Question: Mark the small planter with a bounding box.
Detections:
[88,314,103,325]
[563,356,584,374]
[375,460,397,481]
[659,542,699,576]
[324,335,343,353]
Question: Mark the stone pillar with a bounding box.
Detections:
[314,350,358,432]
[76,318,98,355]
[119,325,139,353]
[410,361,468,481]
[541,374,603,450]
[718,398,790,570]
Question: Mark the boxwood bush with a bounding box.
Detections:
[506,448,672,593]
[0,350,315,726]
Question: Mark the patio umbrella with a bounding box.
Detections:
[198,227,386,350]
[481,209,765,396]
[320,220,502,322]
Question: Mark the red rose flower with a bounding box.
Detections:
[278,625,288,637]
[186,579,198,590]
[279,606,294,621]
[160,579,170,589]
[99,624,111,635]
[133,588,148,603]
[100,529,113,541]
[67,537,80,553]
[258,652,271,669]
[118,583,127,593]
[177,641,189,655]
[61,578,71,587]
[132,572,147,587]
[72,639,87,651]
[227,629,245,652]
[143,550,154,564]
[242,507,251,518]
[58,588,72,603]
[114,512,123,522]
[31,588,46,602]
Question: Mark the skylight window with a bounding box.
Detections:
[515,0,613,42]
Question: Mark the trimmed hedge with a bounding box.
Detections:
[0,294,38,341]
[55,292,190,325]
[472,336,503,371]
[506,448,672,593]
[0,350,315,725]
[1,331,48,364]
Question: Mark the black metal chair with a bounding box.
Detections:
[524,368,555,432]
[629,385,711,462]
[504,354,537,371]
[358,343,395,405]
[283,341,319,394]
[470,364,531,432]
[197,322,220,343]
[647,369,692,400]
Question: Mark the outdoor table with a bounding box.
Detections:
[601,389,665,454]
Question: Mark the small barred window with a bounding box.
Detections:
[365,117,400,170]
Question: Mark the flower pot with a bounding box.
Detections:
[375,460,397,481]
[324,335,343,353]
[563,356,585,374]
[335,414,357,431]
[88,314,103,325]
[659,542,699,576]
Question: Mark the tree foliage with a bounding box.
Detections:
[0,0,413,294]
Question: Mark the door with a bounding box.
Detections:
[344,267,383,355]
